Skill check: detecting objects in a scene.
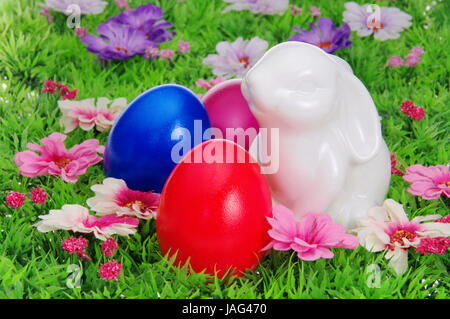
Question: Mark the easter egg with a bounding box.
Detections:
[104,84,211,193]
[201,79,259,151]
[156,139,272,278]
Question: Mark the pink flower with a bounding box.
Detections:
[34,204,139,241]
[40,7,54,23]
[62,236,91,260]
[416,237,449,255]
[386,56,404,68]
[410,46,424,57]
[159,49,175,61]
[59,85,78,100]
[195,77,226,98]
[86,178,160,219]
[178,41,191,54]
[5,192,26,209]
[196,77,227,90]
[310,6,321,18]
[101,237,119,257]
[290,4,302,16]
[98,259,122,281]
[84,213,140,240]
[222,0,289,15]
[195,79,212,91]
[390,153,405,177]
[39,7,51,16]
[115,0,130,10]
[403,164,450,200]
[203,37,268,78]
[436,215,450,223]
[42,79,57,94]
[400,100,425,121]
[209,77,226,86]
[263,205,359,261]
[14,132,105,183]
[42,80,77,100]
[75,27,87,37]
[410,107,425,121]
[353,199,450,274]
[30,186,47,204]
[145,46,159,60]
[405,53,421,67]
[58,97,127,133]
[400,100,414,114]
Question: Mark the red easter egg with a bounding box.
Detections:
[156,139,272,278]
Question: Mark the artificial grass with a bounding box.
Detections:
[0,0,449,299]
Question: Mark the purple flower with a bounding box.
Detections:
[203,36,268,78]
[343,2,412,41]
[289,17,352,54]
[81,22,154,60]
[110,3,175,45]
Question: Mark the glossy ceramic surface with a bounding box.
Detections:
[104,84,211,193]
[202,78,259,151]
[243,42,391,229]
[156,139,272,277]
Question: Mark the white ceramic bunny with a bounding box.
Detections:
[242,42,391,229]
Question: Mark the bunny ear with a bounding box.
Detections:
[337,70,382,164]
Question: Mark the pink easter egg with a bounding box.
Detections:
[201,79,259,151]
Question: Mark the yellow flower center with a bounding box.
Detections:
[389,230,415,246]
[53,157,72,169]
[318,41,332,50]
[115,46,129,55]
[239,57,250,68]
[368,19,384,32]
[125,200,146,210]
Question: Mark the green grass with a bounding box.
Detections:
[0,0,449,299]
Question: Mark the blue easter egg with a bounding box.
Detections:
[104,84,211,193]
